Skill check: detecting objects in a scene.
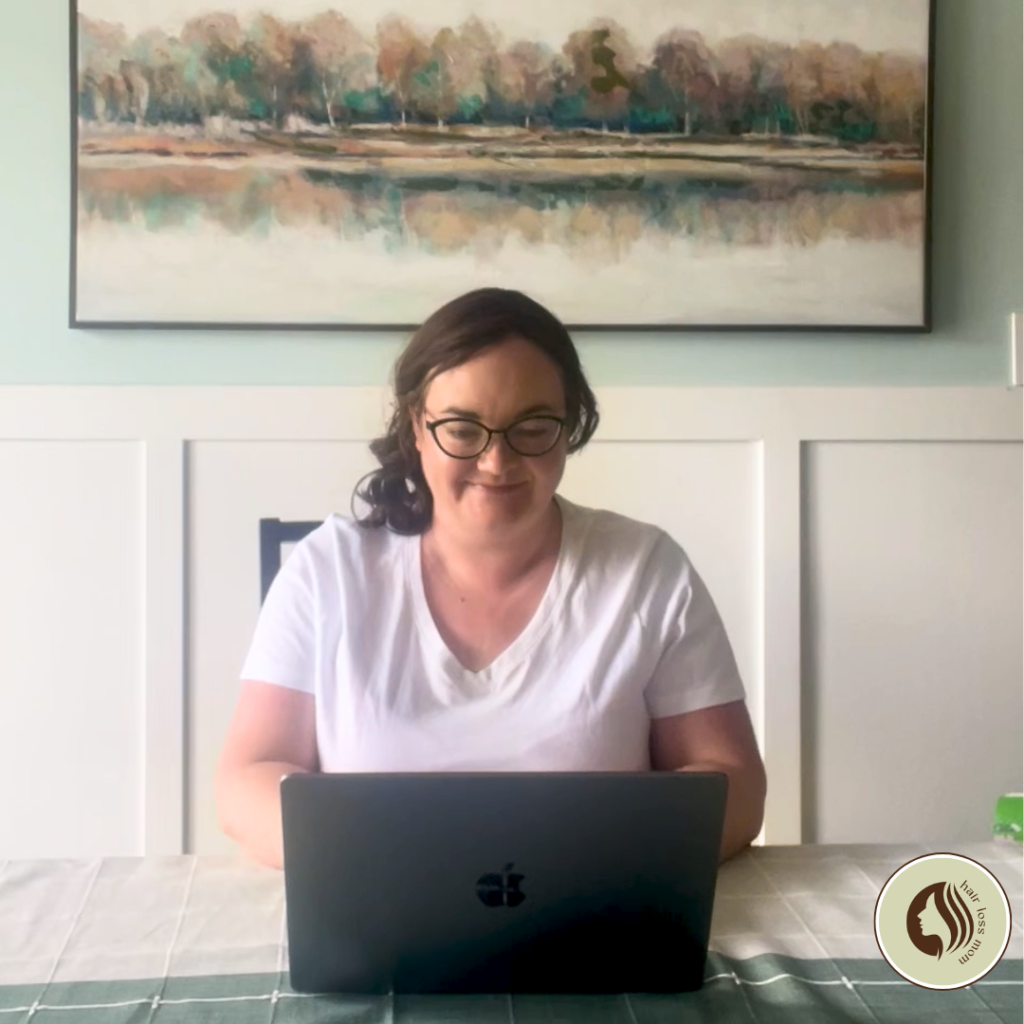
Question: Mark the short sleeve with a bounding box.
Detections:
[239,541,319,694]
[642,534,746,719]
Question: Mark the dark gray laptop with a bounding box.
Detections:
[280,772,727,994]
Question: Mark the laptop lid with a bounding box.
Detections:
[281,771,727,995]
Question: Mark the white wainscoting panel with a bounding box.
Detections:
[804,441,1024,843]
[0,441,143,858]
[0,387,1019,857]
[188,441,377,855]
[189,441,763,855]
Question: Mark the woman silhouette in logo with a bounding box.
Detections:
[907,881,974,959]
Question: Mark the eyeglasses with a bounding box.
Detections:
[425,415,566,459]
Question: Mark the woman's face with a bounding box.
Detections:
[412,336,568,546]
[917,893,949,946]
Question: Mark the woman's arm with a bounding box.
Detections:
[215,680,318,870]
[649,699,767,864]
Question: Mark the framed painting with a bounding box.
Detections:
[70,0,935,330]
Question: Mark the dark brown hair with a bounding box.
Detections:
[352,288,599,534]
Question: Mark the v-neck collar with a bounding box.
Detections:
[404,494,578,688]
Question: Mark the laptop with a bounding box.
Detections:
[280,771,727,994]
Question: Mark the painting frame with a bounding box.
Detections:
[69,0,936,332]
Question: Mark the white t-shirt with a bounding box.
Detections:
[240,494,745,772]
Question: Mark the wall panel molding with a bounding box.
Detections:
[1,386,1019,854]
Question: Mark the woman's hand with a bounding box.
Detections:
[650,699,767,864]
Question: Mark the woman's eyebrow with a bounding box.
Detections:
[438,403,558,418]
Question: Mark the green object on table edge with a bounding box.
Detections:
[993,793,1023,841]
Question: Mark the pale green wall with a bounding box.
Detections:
[0,0,1020,386]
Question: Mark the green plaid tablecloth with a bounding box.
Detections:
[1,843,1020,1023]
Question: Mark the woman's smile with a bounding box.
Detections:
[471,481,528,493]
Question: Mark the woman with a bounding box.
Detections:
[216,288,766,870]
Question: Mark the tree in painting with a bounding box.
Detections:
[76,7,928,148]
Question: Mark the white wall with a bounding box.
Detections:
[0,387,1020,857]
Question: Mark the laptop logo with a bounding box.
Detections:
[476,863,526,908]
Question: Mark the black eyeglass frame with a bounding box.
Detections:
[424,415,567,459]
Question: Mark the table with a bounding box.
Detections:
[1,843,1020,1023]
